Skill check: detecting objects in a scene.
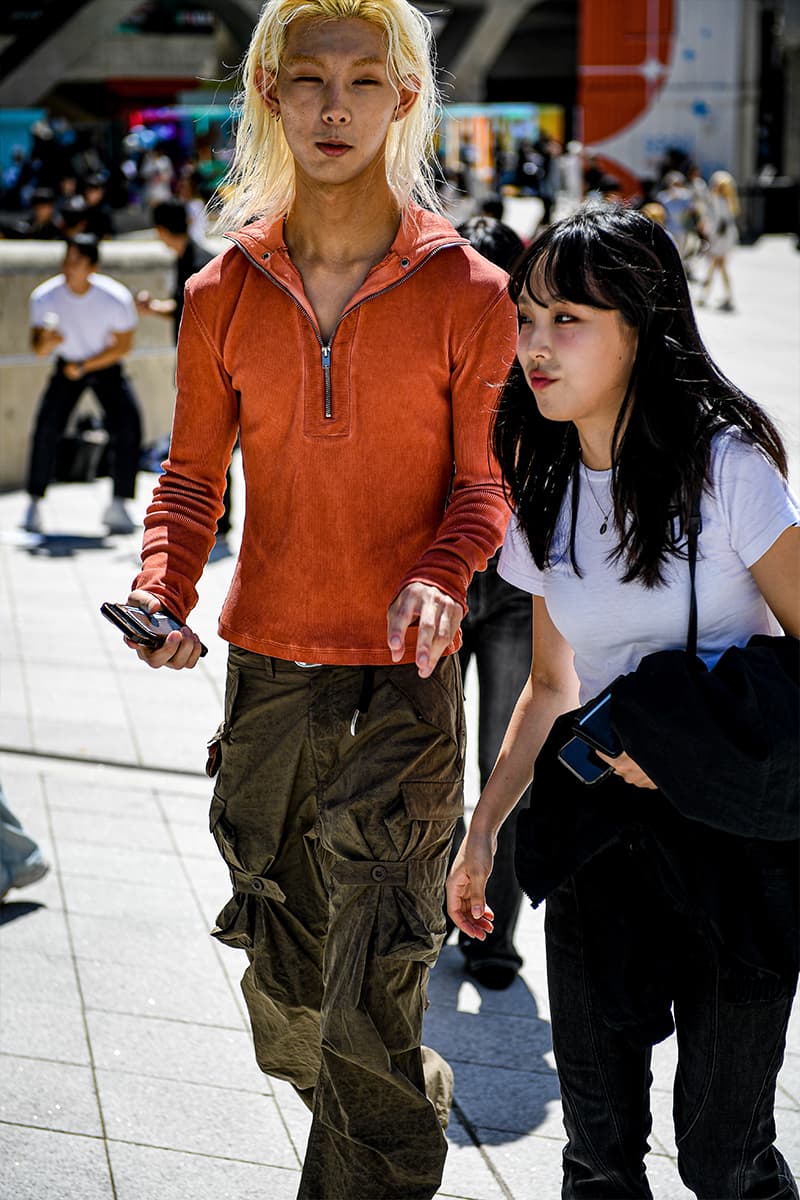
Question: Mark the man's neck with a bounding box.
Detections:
[67,279,91,296]
[285,172,401,272]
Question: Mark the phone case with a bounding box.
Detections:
[100,603,208,656]
[558,737,613,785]
[572,690,621,758]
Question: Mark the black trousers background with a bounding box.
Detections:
[27,363,141,499]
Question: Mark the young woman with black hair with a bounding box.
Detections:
[447,205,800,1198]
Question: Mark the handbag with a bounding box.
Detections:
[607,495,799,840]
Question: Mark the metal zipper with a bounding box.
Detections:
[321,343,332,418]
[228,238,463,422]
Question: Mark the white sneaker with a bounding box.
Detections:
[22,499,43,534]
[102,498,135,535]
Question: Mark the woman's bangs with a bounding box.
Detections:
[525,237,615,311]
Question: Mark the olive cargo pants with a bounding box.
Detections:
[206,648,465,1200]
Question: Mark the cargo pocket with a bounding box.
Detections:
[374,780,462,966]
[205,656,242,777]
[389,656,465,779]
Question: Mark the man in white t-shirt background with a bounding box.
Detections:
[23,234,142,536]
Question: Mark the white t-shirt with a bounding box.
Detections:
[498,430,799,703]
[29,273,137,363]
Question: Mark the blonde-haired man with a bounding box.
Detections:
[124,1,516,1195]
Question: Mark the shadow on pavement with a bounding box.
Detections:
[427,943,561,1145]
[26,533,110,558]
[0,899,47,925]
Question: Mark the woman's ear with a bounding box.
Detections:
[255,67,280,118]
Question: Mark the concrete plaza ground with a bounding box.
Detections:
[0,234,798,1199]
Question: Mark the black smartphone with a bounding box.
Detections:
[572,690,621,758]
[557,736,613,785]
[100,602,207,657]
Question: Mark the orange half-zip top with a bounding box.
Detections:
[133,203,518,664]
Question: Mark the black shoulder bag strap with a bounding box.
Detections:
[685,492,702,659]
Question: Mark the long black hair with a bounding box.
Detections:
[493,204,787,586]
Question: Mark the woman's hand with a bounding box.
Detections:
[125,589,204,671]
[596,749,657,789]
[446,827,496,940]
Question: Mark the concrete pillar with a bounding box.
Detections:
[738,0,762,182]
[0,0,137,107]
[448,0,539,102]
[784,0,800,177]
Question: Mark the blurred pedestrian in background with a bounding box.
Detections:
[136,200,231,543]
[1,187,62,240]
[656,170,693,258]
[0,780,49,903]
[449,213,529,990]
[81,172,115,240]
[23,234,141,536]
[136,200,214,339]
[699,170,740,312]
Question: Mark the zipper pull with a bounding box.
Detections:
[321,344,332,419]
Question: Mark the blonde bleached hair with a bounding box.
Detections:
[709,170,740,217]
[212,0,442,230]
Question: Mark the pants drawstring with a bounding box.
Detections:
[350,667,375,736]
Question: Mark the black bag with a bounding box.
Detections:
[54,414,109,483]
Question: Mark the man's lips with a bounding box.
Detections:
[529,371,556,388]
[316,140,351,157]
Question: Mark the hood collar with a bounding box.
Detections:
[225,201,467,275]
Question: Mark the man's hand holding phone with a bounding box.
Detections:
[122,590,205,670]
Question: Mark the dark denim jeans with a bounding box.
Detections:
[546,877,799,1199]
[453,552,532,972]
[27,362,141,499]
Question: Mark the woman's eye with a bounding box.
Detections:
[554,312,576,325]
[354,77,380,86]
[294,75,321,84]
[517,313,532,328]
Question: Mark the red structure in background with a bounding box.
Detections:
[578,0,676,195]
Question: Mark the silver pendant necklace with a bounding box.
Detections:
[581,462,612,535]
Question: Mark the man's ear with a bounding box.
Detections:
[393,82,419,122]
[255,66,280,117]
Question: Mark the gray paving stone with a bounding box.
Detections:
[76,954,244,1027]
[0,1055,103,1136]
[0,712,34,752]
[270,1077,312,1161]
[0,904,71,957]
[0,947,87,1065]
[107,1140,301,1200]
[0,945,81,1008]
[32,717,139,765]
[166,817,223,860]
[86,1009,265,1091]
[439,1124,508,1199]
[57,841,187,887]
[425,1005,553,1073]
[0,995,90,1065]
[44,776,163,816]
[479,1129,565,1198]
[68,909,221,971]
[60,872,201,925]
[0,1124,113,1200]
[776,1107,800,1170]
[97,1070,299,1168]
[156,786,215,826]
[48,807,173,853]
[779,1079,800,1111]
[643,1150,695,1198]
[452,1060,562,1140]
